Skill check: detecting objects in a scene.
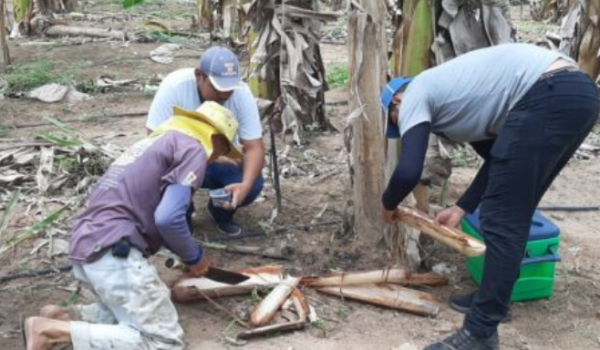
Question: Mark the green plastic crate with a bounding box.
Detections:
[461,210,561,302]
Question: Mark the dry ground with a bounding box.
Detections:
[1,2,599,350]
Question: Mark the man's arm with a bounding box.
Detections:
[156,139,208,266]
[382,122,431,211]
[241,138,265,189]
[155,184,202,265]
[222,138,264,208]
[223,85,265,208]
[146,79,177,132]
[455,139,495,213]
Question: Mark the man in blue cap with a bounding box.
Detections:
[147,46,264,236]
[380,43,598,350]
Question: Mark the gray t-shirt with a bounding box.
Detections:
[69,131,207,263]
[399,43,567,142]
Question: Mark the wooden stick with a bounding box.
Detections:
[195,289,251,329]
[318,283,440,317]
[201,242,293,260]
[11,112,147,130]
[45,25,130,40]
[300,268,447,288]
[269,105,282,211]
[237,320,305,340]
[250,275,300,327]
[538,205,600,212]
[395,206,486,257]
[0,265,72,283]
[0,142,55,151]
[208,221,341,242]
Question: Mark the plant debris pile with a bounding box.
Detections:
[0,119,123,257]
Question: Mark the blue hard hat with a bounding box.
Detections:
[381,77,412,138]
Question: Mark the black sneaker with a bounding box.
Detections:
[207,203,242,236]
[215,220,242,236]
[449,291,512,323]
[424,328,499,350]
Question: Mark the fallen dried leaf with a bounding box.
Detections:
[48,238,69,257]
[0,170,27,184]
[150,43,182,64]
[27,84,69,103]
[26,84,90,104]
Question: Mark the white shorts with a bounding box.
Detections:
[70,249,185,350]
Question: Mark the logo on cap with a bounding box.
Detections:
[222,62,237,77]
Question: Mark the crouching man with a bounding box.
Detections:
[23,101,242,350]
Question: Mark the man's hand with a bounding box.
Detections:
[382,208,399,224]
[222,183,251,211]
[435,205,466,228]
[214,156,242,166]
[185,257,213,278]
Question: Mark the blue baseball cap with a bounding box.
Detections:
[199,46,241,92]
[381,77,412,138]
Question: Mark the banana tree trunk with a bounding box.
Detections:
[221,0,236,39]
[347,0,388,236]
[385,0,436,269]
[237,0,249,42]
[1,0,10,66]
[245,0,279,101]
[197,0,214,31]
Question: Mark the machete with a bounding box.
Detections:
[165,258,250,285]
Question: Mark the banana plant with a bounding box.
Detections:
[245,0,336,143]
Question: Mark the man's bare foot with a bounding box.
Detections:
[25,317,72,350]
[39,305,71,321]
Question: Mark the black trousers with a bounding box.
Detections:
[465,70,599,337]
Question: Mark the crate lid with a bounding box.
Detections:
[465,209,560,241]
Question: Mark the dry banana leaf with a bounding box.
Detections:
[300,268,447,288]
[290,290,309,321]
[318,283,440,317]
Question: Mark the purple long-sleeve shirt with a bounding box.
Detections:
[69,131,207,264]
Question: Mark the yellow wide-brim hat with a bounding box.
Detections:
[173,102,243,160]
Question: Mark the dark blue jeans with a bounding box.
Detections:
[201,162,264,223]
[465,70,599,337]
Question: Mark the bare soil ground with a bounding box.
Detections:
[1,3,600,350]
